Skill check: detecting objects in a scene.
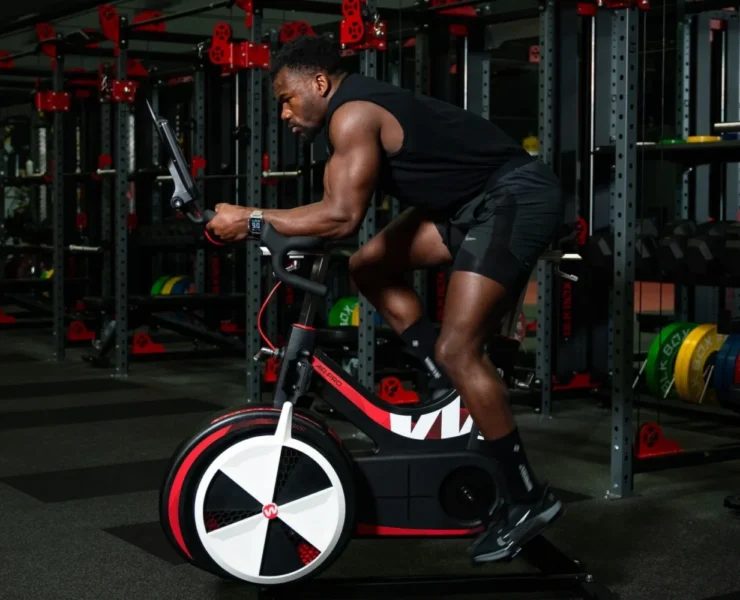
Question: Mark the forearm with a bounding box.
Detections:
[261,200,356,238]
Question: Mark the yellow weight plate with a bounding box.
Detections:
[161,276,186,295]
[686,135,721,143]
[674,324,726,404]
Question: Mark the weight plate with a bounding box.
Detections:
[722,132,740,141]
[674,324,727,404]
[724,349,740,413]
[328,297,358,327]
[686,135,721,143]
[659,138,685,144]
[150,275,172,296]
[161,276,187,296]
[350,304,383,326]
[715,335,740,409]
[171,278,192,295]
[644,322,697,398]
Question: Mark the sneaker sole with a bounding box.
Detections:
[471,501,564,564]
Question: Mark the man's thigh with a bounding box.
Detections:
[351,206,453,272]
[446,163,564,314]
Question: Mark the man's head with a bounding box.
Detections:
[271,35,346,142]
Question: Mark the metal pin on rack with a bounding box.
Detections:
[663,377,676,399]
[698,364,715,404]
[261,169,302,178]
[632,360,647,389]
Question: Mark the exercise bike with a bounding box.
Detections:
[149,104,615,599]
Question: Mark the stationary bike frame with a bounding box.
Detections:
[263,250,502,536]
[148,103,614,599]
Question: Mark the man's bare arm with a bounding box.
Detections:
[260,103,382,238]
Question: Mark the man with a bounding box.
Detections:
[206,34,565,563]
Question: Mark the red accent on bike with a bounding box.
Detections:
[294,324,316,331]
[258,281,282,350]
[311,357,392,429]
[297,542,320,565]
[204,230,224,246]
[355,523,484,536]
[168,426,232,559]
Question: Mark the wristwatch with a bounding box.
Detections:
[248,210,264,236]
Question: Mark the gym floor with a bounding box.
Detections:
[2,326,740,600]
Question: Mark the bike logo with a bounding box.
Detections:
[262,503,279,520]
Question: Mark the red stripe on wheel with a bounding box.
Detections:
[167,426,231,559]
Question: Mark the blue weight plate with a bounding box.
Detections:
[722,132,740,141]
[171,278,191,295]
[714,336,734,407]
[718,335,740,409]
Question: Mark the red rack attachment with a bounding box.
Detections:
[190,156,206,179]
[132,11,166,32]
[36,23,57,66]
[235,0,254,29]
[279,21,316,43]
[209,23,270,72]
[340,0,387,52]
[430,0,476,17]
[34,91,70,112]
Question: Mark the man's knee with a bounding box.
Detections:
[435,333,480,379]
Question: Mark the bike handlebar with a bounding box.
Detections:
[261,222,328,298]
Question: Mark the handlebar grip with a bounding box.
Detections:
[200,208,225,246]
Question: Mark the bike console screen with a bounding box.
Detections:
[146,100,202,222]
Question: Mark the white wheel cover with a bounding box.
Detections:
[193,404,347,585]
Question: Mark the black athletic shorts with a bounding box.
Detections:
[432,157,564,297]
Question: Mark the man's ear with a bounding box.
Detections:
[315,72,330,97]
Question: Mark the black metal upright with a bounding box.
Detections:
[357,3,379,393]
[266,30,280,342]
[609,6,638,500]
[675,12,691,322]
[246,15,266,401]
[52,39,66,361]
[192,64,207,294]
[536,0,556,417]
[693,13,718,323]
[413,29,429,315]
[114,17,131,377]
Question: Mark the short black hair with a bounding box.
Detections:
[270,34,344,80]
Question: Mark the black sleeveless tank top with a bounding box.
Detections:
[324,73,532,210]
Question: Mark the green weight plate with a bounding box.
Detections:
[644,321,697,398]
[659,138,685,144]
[328,297,359,327]
[150,275,172,296]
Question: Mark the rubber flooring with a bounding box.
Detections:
[2,328,740,600]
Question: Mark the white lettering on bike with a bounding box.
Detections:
[389,396,473,440]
